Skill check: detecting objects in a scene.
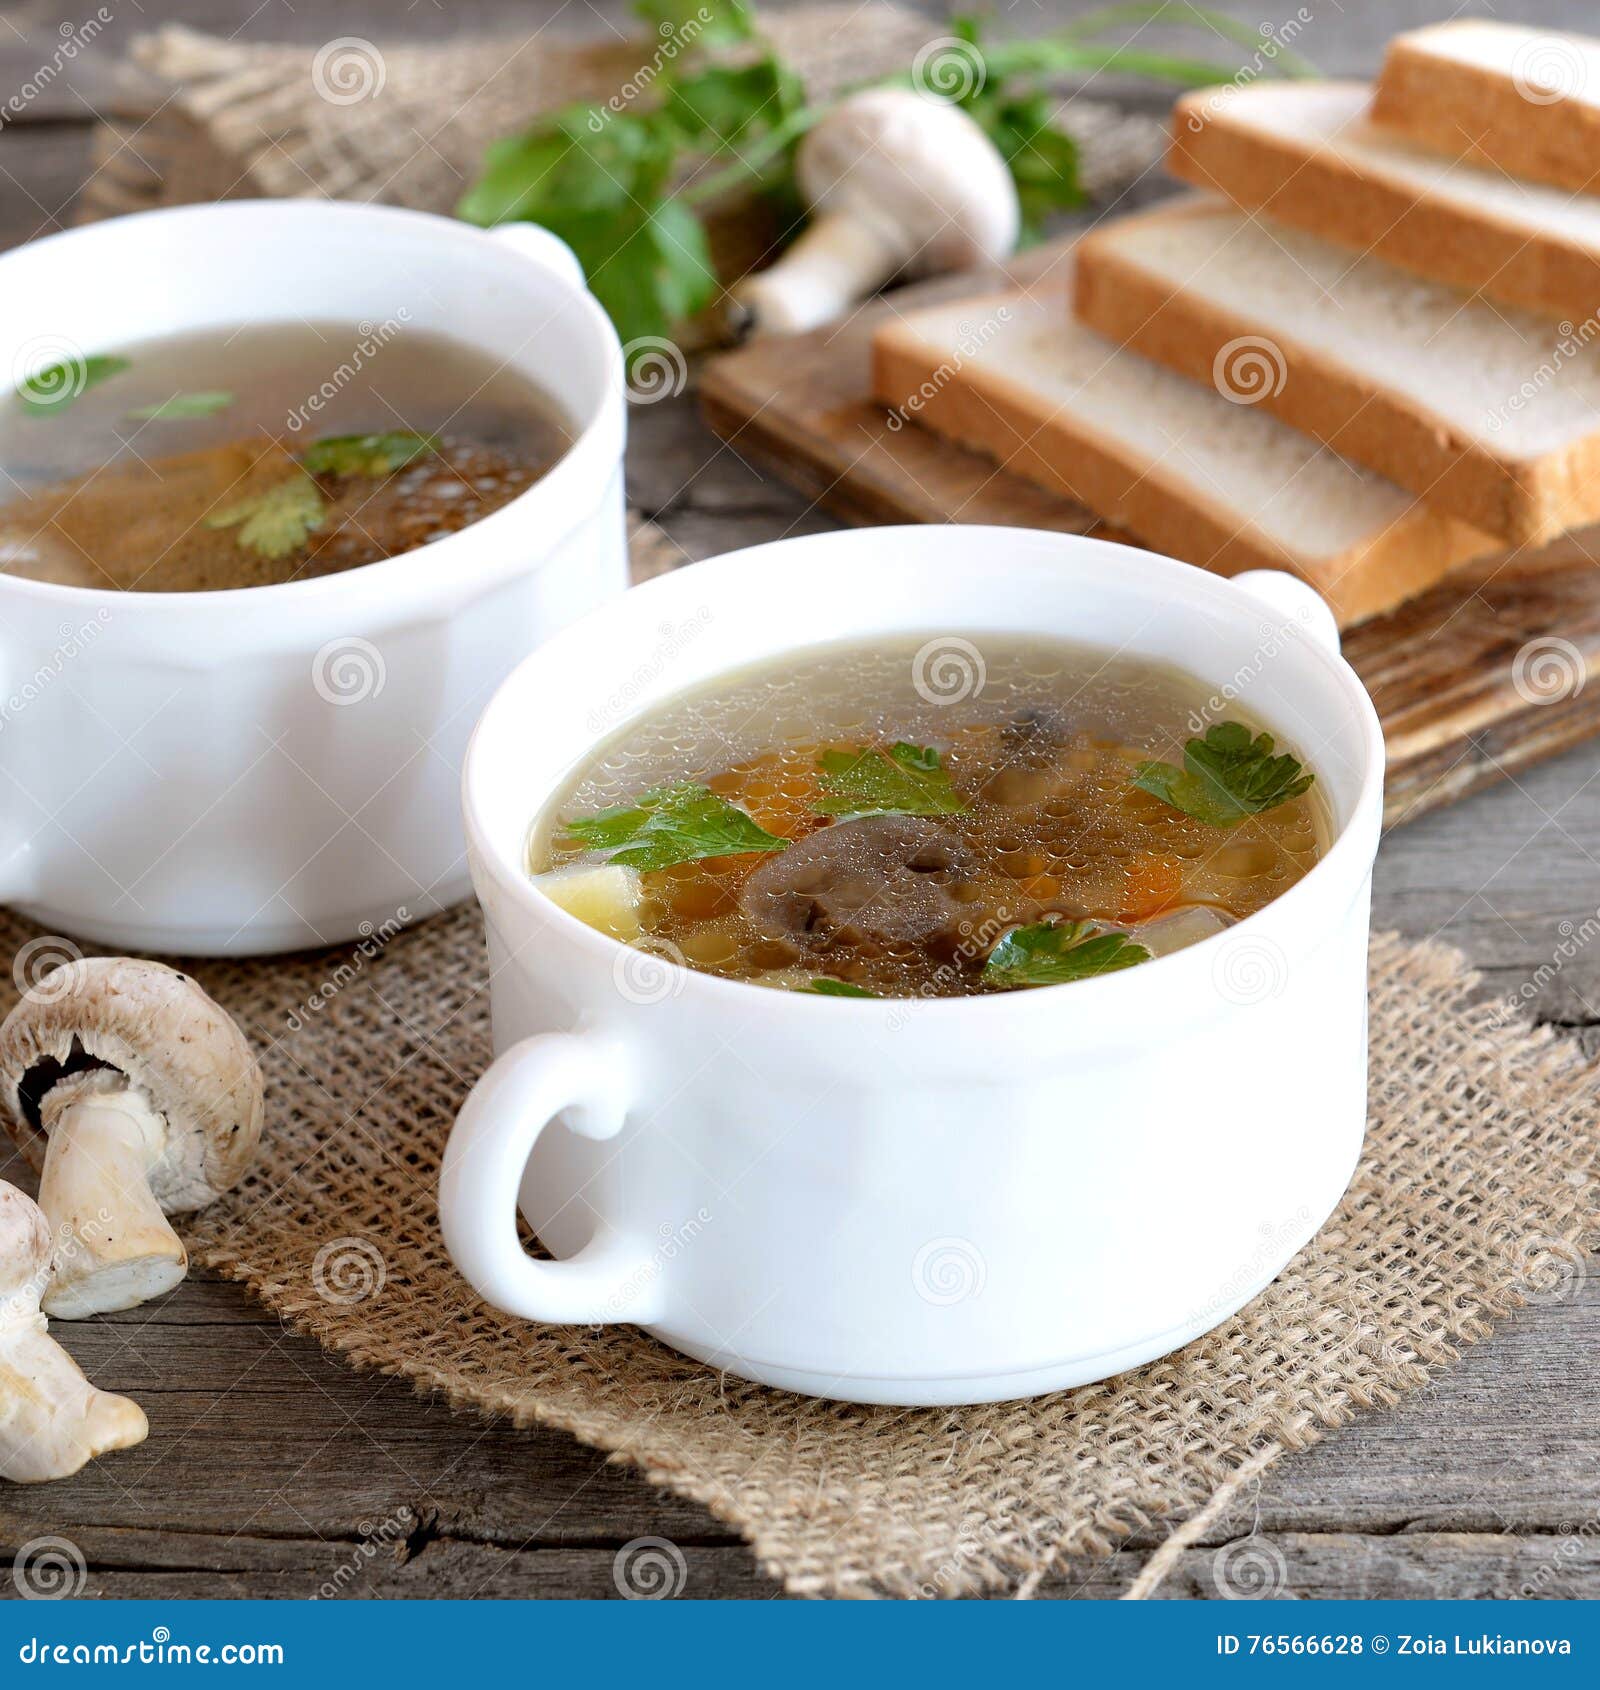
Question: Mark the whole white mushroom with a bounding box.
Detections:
[730,87,1021,336]
[0,957,264,1319]
[0,1181,147,1482]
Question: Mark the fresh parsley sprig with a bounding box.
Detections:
[126,390,234,421]
[815,743,965,818]
[457,0,1303,350]
[301,431,439,476]
[15,353,129,416]
[561,780,790,871]
[804,978,879,998]
[1133,721,1314,828]
[205,474,326,560]
[984,918,1150,987]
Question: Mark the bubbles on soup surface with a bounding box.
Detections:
[533,634,1324,998]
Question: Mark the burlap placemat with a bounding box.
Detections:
[0,905,1593,1598]
[81,5,1168,248]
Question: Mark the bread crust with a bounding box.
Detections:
[1372,31,1600,197]
[1170,83,1600,324]
[1072,201,1597,545]
[870,297,1488,627]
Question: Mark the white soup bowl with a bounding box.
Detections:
[0,201,627,955]
[442,526,1383,1406]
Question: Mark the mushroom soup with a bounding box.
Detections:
[0,321,573,591]
[529,634,1326,998]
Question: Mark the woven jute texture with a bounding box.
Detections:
[0,907,1593,1598]
[82,6,1167,239]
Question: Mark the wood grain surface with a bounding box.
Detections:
[0,0,1596,1604]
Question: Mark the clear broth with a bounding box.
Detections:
[532,634,1327,999]
[0,320,573,591]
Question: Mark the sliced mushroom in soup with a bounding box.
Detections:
[529,634,1326,998]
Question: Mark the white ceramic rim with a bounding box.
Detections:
[463,527,1387,1021]
[0,200,626,617]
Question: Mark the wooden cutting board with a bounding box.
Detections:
[700,239,1600,828]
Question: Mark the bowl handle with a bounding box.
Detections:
[484,223,587,294]
[1232,569,1341,657]
[439,1031,663,1324]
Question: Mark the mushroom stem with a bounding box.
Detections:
[729,211,905,337]
[36,1083,187,1320]
[0,1301,149,1482]
[0,1182,147,1482]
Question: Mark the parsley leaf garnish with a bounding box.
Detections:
[205,475,326,560]
[16,353,129,416]
[125,390,233,421]
[301,431,439,476]
[804,978,879,998]
[1133,722,1314,828]
[457,105,716,366]
[664,56,803,149]
[815,743,966,818]
[984,919,1150,988]
[561,781,789,872]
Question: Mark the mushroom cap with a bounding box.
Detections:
[0,958,263,1213]
[0,1181,51,1305]
[742,816,977,953]
[795,88,1020,275]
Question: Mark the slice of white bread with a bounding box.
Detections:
[1372,21,1600,195]
[1072,196,1600,545]
[870,286,1491,626]
[1171,81,1600,323]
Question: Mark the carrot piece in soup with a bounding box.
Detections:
[1121,853,1184,920]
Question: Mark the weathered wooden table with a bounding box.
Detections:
[0,0,1596,1601]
